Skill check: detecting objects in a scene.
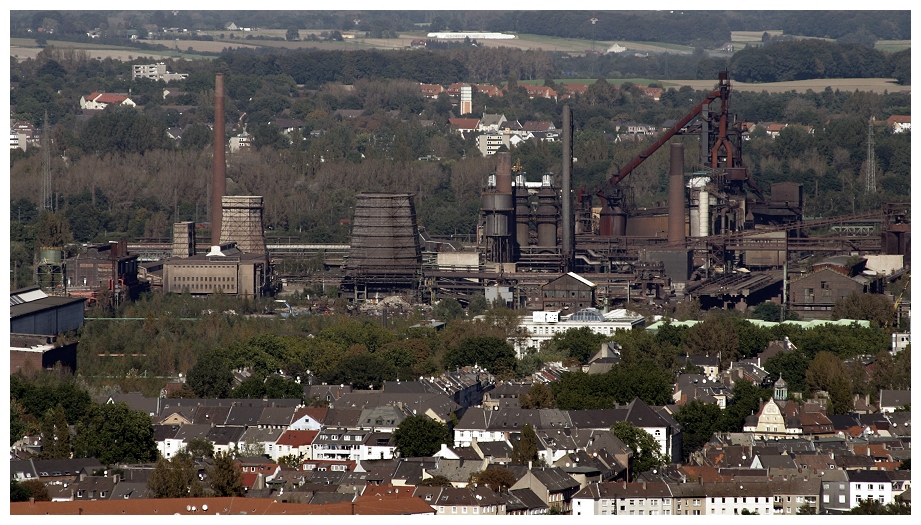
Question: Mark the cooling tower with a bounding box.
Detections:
[219,195,266,254]
[345,194,422,275]
[172,221,196,258]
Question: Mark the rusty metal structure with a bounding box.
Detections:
[340,193,422,301]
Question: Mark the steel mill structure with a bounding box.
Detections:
[112,71,907,316]
[339,193,423,301]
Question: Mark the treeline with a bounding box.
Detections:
[63,290,908,409]
[730,40,910,83]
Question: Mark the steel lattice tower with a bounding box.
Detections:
[866,117,877,193]
[42,110,53,211]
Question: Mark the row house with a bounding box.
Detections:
[522,85,557,100]
[413,485,507,515]
[454,399,680,461]
[511,467,581,512]
[419,83,445,98]
[273,430,318,462]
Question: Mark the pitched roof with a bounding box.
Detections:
[277,430,319,447]
[448,118,480,129]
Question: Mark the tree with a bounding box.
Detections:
[674,399,722,461]
[685,316,739,367]
[797,503,816,514]
[147,453,205,498]
[184,437,214,459]
[764,350,809,393]
[832,292,896,327]
[609,421,668,479]
[717,379,770,432]
[186,353,235,398]
[38,404,71,459]
[286,26,300,41]
[468,466,516,493]
[549,327,608,364]
[33,210,73,248]
[10,480,31,502]
[71,402,157,465]
[511,424,539,465]
[751,301,783,322]
[207,451,244,497]
[519,383,555,409]
[467,294,490,316]
[16,480,51,501]
[433,298,464,321]
[443,336,516,376]
[393,414,450,457]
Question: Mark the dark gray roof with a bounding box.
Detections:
[527,467,580,492]
[257,406,297,426]
[206,425,246,445]
[506,487,549,511]
[152,424,181,441]
[172,423,212,441]
[191,405,231,425]
[224,405,264,426]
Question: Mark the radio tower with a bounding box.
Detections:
[42,110,53,211]
[865,116,876,194]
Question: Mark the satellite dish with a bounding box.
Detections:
[186,506,192,512]
[202,505,208,511]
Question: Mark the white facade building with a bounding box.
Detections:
[513,309,645,358]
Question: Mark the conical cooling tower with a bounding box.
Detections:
[219,195,266,254]
[346,193,421,275]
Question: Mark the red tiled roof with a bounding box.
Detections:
[10,496,436,515]
[449,118,480,130]
[277,429,318,447]
[887,115,910,124]
[95,93,130,104]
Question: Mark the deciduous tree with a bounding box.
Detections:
[393,414,450,458]
[609,421,668,479]
[511,423,539,465]
[468,466,516,493]
[207,451,244,497]
[147,453,205,498]
[71,402,156,465]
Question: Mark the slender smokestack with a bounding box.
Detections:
[212,72,226,247]
[561,104,573,269]
[668,142,685,245]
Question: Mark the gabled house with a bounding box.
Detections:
[448,117,480,134]
[521,85,557,100]
[878,389,910,413]
[273,430,318,462]
[510,467,580,512]
[240,426,286,457]
[885,115,910,133]
[207,425,247,456]
[80,92,137,110]
[289,407,328,430]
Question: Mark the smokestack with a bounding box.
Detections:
[211,72,226,248]
[668,142,685,245]
[496,152,512,194]
[561,105,573,270]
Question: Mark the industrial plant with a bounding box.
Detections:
[47,72,907,320]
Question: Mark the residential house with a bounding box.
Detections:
[153,424,181,458]
[228,131,251,152]
[473,84,503,97]
[448,117,480,135]
[80,92,137,110]
[239,426,285,457]
[476,132,510,156]
[312,428,370,461]
[510,467,581,512]
[477,113,507,132]
[886,115,910,133]
[636,85,663,101]
[505,487,550,514]
[521,85,557,100]
[422,458,489,488]
[572,480,674,516]
[847,469,893,509]
[273,430,318,462]
[419,83,445,98]
[361,432,397,461]
[704,480,775,515]
[289,407,328,430]
[818,468,851,513]
[878,389,910,413]
[72,475,118,501]
[207,425,246,456]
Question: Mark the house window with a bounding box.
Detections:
[452,507,457,514]
[473,508,478,514]
[462,507,467,514]
[439,507,444,514]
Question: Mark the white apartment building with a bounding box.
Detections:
[513,308,645,358]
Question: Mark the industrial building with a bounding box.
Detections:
[9,286,84,373]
